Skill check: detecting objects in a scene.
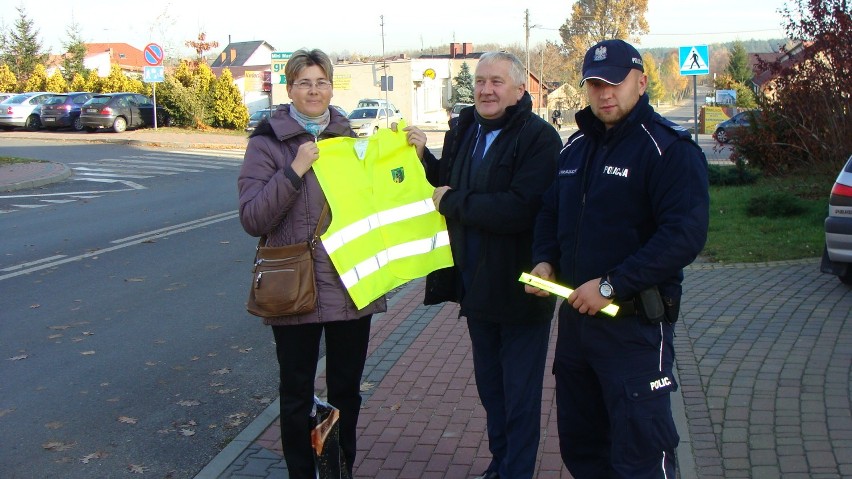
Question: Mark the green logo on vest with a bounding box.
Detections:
[391,167,405,183]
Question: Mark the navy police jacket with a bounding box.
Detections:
[532,94,709,304]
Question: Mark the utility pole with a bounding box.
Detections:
[380,15,390,127]
[524,9,530,93]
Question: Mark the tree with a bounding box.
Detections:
[45,69,68,93]
[23,63,47,91]
[0,64,18,92]
[185,32,219,65]
[61,21,89,82]
[1,6,48,89]
[100,64,133,92]
[84,69,102,93]
[725,41,753,84]
[732,0,852,175]
[558,0,649,83]
[450,62,474,106]
[642,52,664,105]
[69,72,87,92]
[660,51,688,103]
[210,68,249,129]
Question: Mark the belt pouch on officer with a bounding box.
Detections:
[636,286,666,324]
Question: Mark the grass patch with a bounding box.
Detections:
[0,156,39,165]
[704,173,829,263]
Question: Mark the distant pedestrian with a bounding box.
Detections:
[551,109,562,129]
[404,51,561,479]
[527,39,710,478]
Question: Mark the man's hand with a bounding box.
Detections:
[524,262,555,297]
[566,277,612,316]
[432,186,451,210]
[394,124,426,160]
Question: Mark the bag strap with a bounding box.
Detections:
[310,202,329,250]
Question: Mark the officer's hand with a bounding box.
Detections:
[291,140,320,177]
[524,262,554,297]
[567,277,612,316]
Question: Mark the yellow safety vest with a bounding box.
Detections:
[313,123,454,309]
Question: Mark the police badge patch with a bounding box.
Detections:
[594,46,607,62]
[391,167,405,183]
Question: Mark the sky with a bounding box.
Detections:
[0,0,791,58]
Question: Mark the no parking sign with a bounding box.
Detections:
[144,43,164,67]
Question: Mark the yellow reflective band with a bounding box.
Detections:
[340,232,450,288]
[518,272,620,317]
[323,199,437,255]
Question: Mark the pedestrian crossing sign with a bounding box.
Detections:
[679,45,710,76]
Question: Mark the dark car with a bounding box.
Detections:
[79,93,170,133]
[39,92,93,131]
[821,154,852,284]
[0,92,55,130]
[245,108,271,131]
[713,110,759,144]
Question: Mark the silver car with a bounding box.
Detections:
[821,154,852,284]
[0,92,55,130]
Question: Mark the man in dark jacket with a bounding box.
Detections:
[405,51,561,479]
[527,39,709,478]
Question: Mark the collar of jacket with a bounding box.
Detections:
[576,93,653,142]
[265,104,352,142]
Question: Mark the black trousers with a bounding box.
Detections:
[272,315,371,479]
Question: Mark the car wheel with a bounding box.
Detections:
[715,128,729,144]
[25,115,41,131]
[841,267,852,285]
[112,117,128,133]
[73,117,84,132]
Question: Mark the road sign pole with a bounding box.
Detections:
[153,83,158,130]
[693,76,698,143]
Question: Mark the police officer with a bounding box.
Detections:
[526,39,709,478]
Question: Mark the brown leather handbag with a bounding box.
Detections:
[246,203,329,318]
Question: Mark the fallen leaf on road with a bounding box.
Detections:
[125,277,145,282]
[118,416,138,424]
[45,421,63,429]
[0,408,15,418]
[177,400,201,407]
[43,441,76,452]
[210,368,231,375]
[179,429,196,436]
[80,351,95,356]
[80,451,107,463]
[128,464,148,473]
[7,354,28,361]
[360,381,374,392]
[30,304,40,309]
[217,388,238,394]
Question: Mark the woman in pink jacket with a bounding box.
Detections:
[237,48,385,478]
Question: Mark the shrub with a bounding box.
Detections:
[745,191,808,218]
[707,164,761,186]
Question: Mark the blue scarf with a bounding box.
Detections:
[289,105,330,138]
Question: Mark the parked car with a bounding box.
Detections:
[39,92,94,131]
[450,103,473,120]
[347,107,402,137]
[332,105,348,118]
[0,92,55,130]
[79,93,170,133]
[245,108,272,131]
[0,93,14,103]
[713,110,759,144]
[356,98,398,113]
[821,154,852,285]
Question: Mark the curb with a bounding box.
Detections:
[0,162,73,193]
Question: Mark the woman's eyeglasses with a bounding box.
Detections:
[292,80,333,91]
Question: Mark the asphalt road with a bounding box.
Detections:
[0,141,280,478]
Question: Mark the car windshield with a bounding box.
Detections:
[45,96,68,105]
[349,109,378,119]
[249,110,268,120]
[5,94,31,104]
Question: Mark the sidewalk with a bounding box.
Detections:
[194,277,695,479]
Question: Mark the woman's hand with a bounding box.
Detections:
[291,140,320,177]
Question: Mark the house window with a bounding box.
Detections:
[119,53,126,59]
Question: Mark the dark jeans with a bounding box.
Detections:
[554,305,679,479]
[272,315,371,479]
[467,318,551,479]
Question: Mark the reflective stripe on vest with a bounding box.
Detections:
[313,123,454,309]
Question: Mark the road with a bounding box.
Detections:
[0,141,280,478]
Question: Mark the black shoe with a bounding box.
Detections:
[474,472,499,479]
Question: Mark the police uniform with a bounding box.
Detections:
[532,40,709,478]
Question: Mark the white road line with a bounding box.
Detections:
[111,211,237,244]
[74,172,154,179]
[1,255,67,272]
[0,211,239,282]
